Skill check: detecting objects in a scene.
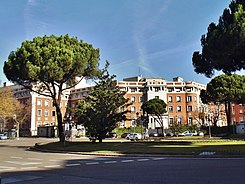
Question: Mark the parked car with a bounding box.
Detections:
[126,133,142,140]
[166,132,174,136]
[179,131,193,136]
[121,133,130,138]
[198,131,204,136]
[106,132,117,138]
[149,133,159,137]
[0,133,8,140]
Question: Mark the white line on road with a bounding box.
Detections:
[104,161,117,164]
[0,166,16,171]
[66,163,81,167]
[86,162,99,165]
[27,158,43,161]
[137,159,149,162]
[11,156,23,159]
[152,158,166,161]
[20,167,38,170]
[44,165,61,168]
[49,159,59,162]
[121,160,134,163]
[4,161,42,165]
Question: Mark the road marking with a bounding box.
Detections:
[44,165,61,168]
[20,167,38,170]
[137,158,149,162]
[49,159,59,162]
[0,166,16,171]
[93,158,110,161]
[104,161,117,164]
[4,161,42,165]
[11,156,23,159]
[121,160,134,163]
[66,163,81,167]
[152,158,165,161]
[28,158,43,161]
[86,162,99,165]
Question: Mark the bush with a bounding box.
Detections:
[114,127,144,136]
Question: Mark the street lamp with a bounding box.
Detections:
[13,114,19,140]
[208,113,212,138]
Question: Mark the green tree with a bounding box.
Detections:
[192,0,245,77]
[75,64,130,143]
[141,98,167,135]
[200,74,245,132]
[4,35,100,142]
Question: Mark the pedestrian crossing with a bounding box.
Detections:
[0,155,166,172]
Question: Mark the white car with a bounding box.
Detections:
[126,133,142,140]
[0,133,8,140]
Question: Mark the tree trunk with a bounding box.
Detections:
[56,105,64,142]
[225,101,232,134]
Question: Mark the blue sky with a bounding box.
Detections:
[0,0,234,85]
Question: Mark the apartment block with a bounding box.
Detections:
[5,75,240,137]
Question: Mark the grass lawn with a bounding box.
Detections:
[35,138,245,156]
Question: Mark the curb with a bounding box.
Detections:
[30,145,245,159]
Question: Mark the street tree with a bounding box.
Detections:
[141,98,167,135]
[200,74,245,132]
[4,35,100,141]
[192,0,245,77]
[0,87,18,132]
[75,64,130,143]
[0,87,17,117]
[14,99,32,137]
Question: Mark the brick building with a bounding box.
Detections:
[2,75,243,137]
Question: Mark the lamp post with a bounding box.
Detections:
[13,114,19,140]
[208,113,212,138]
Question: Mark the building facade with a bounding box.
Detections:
[4,75,243,137]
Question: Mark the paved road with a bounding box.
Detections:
[1,138,245,184]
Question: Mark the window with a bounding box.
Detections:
[168,106,173,112]
[131,96,136,102]
[187,106,192,112]
[168,96,173,102]
[37,122,41,127]
[71,102,75,108]
[37,100,42,106]
[139,96,144,102]
[45,100,49,107]
[176,96,181,102]
[131,88,136,92]
[154,87,160,92]
[188,117,193,125]
[187,96,192,102]
[177,106,182,112]
[44,110,49,116]
[177,117,182,125]
[131,119,136,126]
[168,88,174,92]
[37,110,42,116]
[169,117,174,126]
[176,88,181,92]
[52,111,56,116]
[131,106,136,112]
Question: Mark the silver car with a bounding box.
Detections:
[0,133,8,140]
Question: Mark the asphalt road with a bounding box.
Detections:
[1,138,245,184]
